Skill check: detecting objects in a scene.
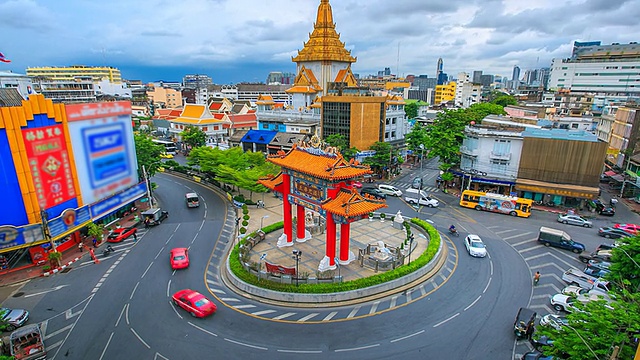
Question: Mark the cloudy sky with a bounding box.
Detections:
[1,0,639,84]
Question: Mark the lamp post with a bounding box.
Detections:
[408,234,415,265]
[260,215,269,231]
[419,144,425,172]
[334,257,341,282]
[292,250,302,287]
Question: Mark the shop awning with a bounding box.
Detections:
[515,179,599,199]
[610,174,625,182]
[604,170,617,177]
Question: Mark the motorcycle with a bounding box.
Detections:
[448,228,460,237]
[103,245,115,257]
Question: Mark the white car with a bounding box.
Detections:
[539,314,568,331]
[377,184,402,197]
[557,214,593,228]
[550,294,576,312]
[562,285,610,300]
[464,234,487,258]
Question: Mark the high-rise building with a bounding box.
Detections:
[472,71,483,84]
[183,74,213,89]
[436,58,443,85]
[512,66,521,82]
[266,72,296,85]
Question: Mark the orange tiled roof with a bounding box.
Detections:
[209,102,223,111]
[229,113,257,128]
[258,173,283,192]
[321,188,387,217]
[266,144,371,181]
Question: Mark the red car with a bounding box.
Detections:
[106,227,137,243]
[613,223,640,235]
[170,248,189,269]
[171,289,216,318]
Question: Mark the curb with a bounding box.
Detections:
[41,256,82,277]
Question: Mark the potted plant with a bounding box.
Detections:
[48,251,62,269]
[380,213,386,223]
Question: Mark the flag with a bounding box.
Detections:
[0,52,10,63]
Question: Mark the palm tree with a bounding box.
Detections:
[48,251,62,268]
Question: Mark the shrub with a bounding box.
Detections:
[243,214,250,221]
[242,220,248,227]
[239,227,247,234]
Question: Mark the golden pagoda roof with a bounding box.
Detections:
[334,66,358,86]
[292,0,356,63]
[322,188,387,217]
[266,143,371,181]
[258,172,283,192]
[287,66,323,94]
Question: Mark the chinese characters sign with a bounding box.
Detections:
[22,125,76,209]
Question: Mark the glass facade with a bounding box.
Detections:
[322,102,351,143]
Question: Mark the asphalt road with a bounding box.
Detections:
[2,158,638,360]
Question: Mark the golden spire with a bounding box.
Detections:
[292,0,356,63]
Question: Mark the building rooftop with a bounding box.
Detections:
[522,128,599,142]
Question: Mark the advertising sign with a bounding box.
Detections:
[47,206,92,239]
[21,125,76,209]
[89,182,148,220]
[65,102,137,205]
[0,224,45,252]
[265,261,296,275]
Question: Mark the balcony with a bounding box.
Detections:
[460,146,478,157]
[490,151,511,160]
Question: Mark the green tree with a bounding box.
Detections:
[363,141,391,173]
[404,102,418,119]
[134,134,164,178]
[180,126,207,149]
[491,94,518,107]
[405,123,430,154]
[607,237,640,292]
[324,134,359,160]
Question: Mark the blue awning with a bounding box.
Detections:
[450,170,515,186]
[240,130,278,145]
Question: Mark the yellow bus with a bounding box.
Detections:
[459,190,532,218]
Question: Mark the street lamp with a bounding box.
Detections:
[408,234,415,265]
[334,257,341,283]
[419,144,425,172]
[292,250,302,287]
[260,215,269,231]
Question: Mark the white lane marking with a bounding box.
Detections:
[322,311,338,321]
[464,295,482,311]
[198,220,205,231]
[166,279,171,298]
[169,300,183,319]
[297,313,319,322]
[369,301,380,314]
[45,340,63,351]
[251,310,277,316]
[390,296,398,308]
[495,229,518,235]
[130,327,151,349]
[483,277,492,294]
[277,349,323,354]
[125,302,131,324]
[115,304,127,327]
[188,322,218,336]
[335,344,380,352]
[98,332,114,360]
[42,324,72,340]
[490,260,494,276]
[433,312,460,327]
[192,234,198,244]
[233,304,256,309]
[347,306,360,318]
[390,330,425,343]
[210,288,226,294]
[130,282,140,300]
[141,263,153,279]
[25,285,69,298]
[154,247,164,260]
[224,338,268,350]
[65,308,82,320]
[273,312,296,320]
[221,298,241,302]
[517,246,539,254]
[503,232,533,241]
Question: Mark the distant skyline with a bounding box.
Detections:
[1,0,639,84]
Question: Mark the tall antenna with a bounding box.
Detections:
[396,42,400,79]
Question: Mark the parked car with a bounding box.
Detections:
[562,285,610,300]
[550,294,576,312]
[613,223,640,235]
[537,227,585,253]
[361,187,386,200]
[597,227,631,239]
[539,313,568,331]
[464,234,487,258]
[579,249,613,263]
[557,214,592,228]
[583,266,611,278]
[170,248,190,270]
[0,308,29,331]
[587,259,611,271]
[171,289,217,318]
[106,227,137,243]
[411,177,423,189]
[377,184,402,197]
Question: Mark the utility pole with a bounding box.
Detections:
[143,165,154,208]
[40,210,57,253]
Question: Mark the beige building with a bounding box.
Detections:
[26,65,122,83]
[147,84,182,110]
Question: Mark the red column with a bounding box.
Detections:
[326,213,336,266]
[282,173,293,243]
[296,205,305,240]
[339,222,350,263]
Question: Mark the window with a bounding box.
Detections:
[490,159,508,174]
[203,127,207,131]
[571,124,579,129]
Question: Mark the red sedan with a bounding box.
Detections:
[613,223,640,235]
[106,227,137,243]
[172,289,216,318]
[170,248,189,269]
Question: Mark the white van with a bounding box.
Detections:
[185,192,200,208]
[405,188,439,207]
[377,184,402,197]
[562,268,610,292]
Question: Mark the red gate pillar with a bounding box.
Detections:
[296,205,306,241]
[319,213,337,271]
[339,222,354,264]
[279,173,293,246]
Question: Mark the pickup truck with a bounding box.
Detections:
[404,188,439,208]
[537,226,585,253]
[562,268,610,292]
[9,324,46,360]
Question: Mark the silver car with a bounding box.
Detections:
[557,214,592,228]
[0,307,29,331]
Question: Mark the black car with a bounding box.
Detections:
[594,200,615,216]
[597,227,631,239]
[411,177,423,189]
[360,187,386,199]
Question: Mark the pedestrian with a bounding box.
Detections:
[78,242,83,252]
[92,237,97,248]
[133,231,138,241]
[533,271,541,286]
[144,218,150,229]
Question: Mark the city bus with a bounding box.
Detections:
[152,139,177,155]
[459,190,532,218]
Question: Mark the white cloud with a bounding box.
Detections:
[0,0,638,83]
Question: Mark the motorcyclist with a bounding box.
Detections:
[449,224,457,233]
